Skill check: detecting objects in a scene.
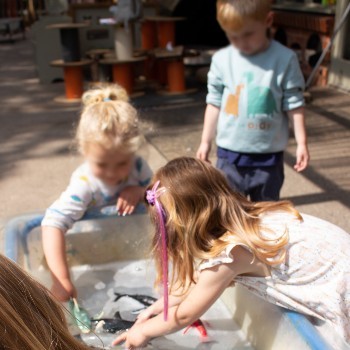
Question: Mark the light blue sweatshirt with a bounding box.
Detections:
[207,40,305,154]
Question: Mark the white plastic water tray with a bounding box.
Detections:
[2,212,333,350]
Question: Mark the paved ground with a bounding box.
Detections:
[0,32,349,243]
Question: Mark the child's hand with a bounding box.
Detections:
[116,186,143,216]
[196,142,211,162]
[294,144,310,172]
[135,307,154,325]
[112,324,150,348]
[51,277,77,302]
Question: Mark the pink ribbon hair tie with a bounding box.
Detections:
[146,181,168,321]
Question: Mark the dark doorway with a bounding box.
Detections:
[173,0,228,48]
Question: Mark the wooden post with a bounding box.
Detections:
[100,57,146,95]
[158,21,176,48]
[144,16,185,48]
[63,66,84,99]
[167,59,185,92]
[112,63,133,94]
[50,59,92,102]
[141,20,157,50]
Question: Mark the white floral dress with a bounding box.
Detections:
[199,212,350,347]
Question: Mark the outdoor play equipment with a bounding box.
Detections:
[48,22,92,102]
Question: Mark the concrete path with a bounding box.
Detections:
[139,86,350,232]
[1,33,349,241]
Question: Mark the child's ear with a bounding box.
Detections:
[266,11,274,28]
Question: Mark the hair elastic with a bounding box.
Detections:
[103,97,111,101]
[146,181,168,321]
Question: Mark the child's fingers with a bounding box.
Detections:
[294,161,303,172]
[119,204,135,216]
[294,154,308,172]
[116,198,131,215]
[117,196,138,215]
[295,147,309,172]
[123,204,135,216]
[116,197,124,213]
[111,331,127,346]
[294,149,310,172]
[197,150,208,162]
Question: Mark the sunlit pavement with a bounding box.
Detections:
[1,31,349,234]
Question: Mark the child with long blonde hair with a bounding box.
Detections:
[42,84,152,302]
[114,157,350,349]
[0,254,96,350]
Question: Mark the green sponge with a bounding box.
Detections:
[68,298,92,334]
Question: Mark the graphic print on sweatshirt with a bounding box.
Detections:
[224,72,277,131]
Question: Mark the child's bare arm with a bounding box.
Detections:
[135,279,195,324]
[288,106,310,172]
[135,293,187,324]
[196,104,220,162]
[113,262,235,348]
[42,226,76,301]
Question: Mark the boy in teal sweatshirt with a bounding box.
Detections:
[197,0,309,201]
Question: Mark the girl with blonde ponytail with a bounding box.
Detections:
[41,84,152,302]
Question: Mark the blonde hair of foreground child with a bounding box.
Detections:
[76,83,142,155]
[146,157,302,292]
[216,0,272,31]
[0,254,96,350]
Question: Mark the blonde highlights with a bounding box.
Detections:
[217,0,271,31]
[0,254,92,350]
[76,84,141,154]
[147,157,302,292]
